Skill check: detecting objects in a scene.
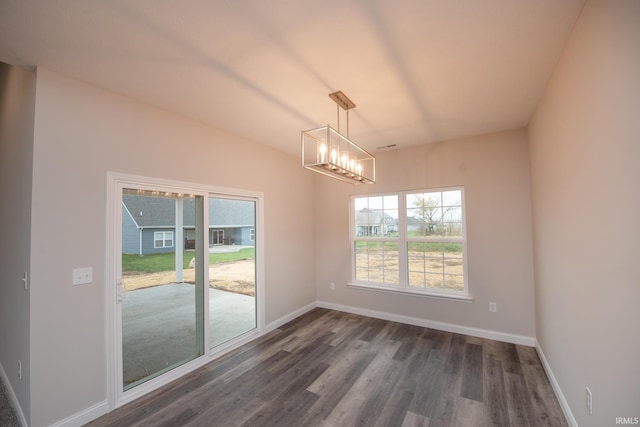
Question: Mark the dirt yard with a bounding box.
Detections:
[355,249,464,290]
[123,260,256,296]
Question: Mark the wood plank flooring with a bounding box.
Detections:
[89,308,567,427]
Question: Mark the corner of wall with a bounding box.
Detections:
[0,61,36,427]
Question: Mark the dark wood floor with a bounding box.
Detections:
[89,308,567,427]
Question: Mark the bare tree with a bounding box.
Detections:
[411,195,455,235]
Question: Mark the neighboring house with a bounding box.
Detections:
[355,208,398,236]
[122,195,255,254]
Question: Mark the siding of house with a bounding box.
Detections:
[142,228,175,254]
[239,226,254,245]
[123,195,256,252]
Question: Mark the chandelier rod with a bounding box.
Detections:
[329,90,355,138]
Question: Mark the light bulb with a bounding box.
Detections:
[318,143,327,163]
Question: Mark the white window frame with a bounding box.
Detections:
[349,186,471,302]
[153,231,174,248]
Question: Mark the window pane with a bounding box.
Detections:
[444,242,463,258]
[443,207,462,222]
[407,194,442,236]
[383,242,399,283]
[369,266,384,283]
[368,196,383,210]
[370,247,384,270]
[442,190,461,207]
[426,257,444,275]
[368,242,385,283]
[444,257,464,274]
[383,195,398,210]
[407,208,426,237]
[354,241,398,285]
[445,274,464,291]
[444,222,462,237]
[384,209,399,236]
[426,273,444,289]
[409,271,425,288]
[356,268,369,282]
[354,195,399,238]
[355,242,369,270]
[354,197,368,212]
[407,241,465,292]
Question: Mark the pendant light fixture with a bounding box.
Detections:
[301,91,375,184]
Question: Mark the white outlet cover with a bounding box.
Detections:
[72,267,93,286]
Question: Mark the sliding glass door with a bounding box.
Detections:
[110,175,262,401]
[120,189,205,390]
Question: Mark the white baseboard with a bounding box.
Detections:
[265,301,317,332]
[49,400,108,427]
[316,300,536,346]
[0,361,28,427]
[535,340,577,427]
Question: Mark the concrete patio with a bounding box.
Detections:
[122,283,255,387]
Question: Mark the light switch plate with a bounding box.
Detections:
[72,267,93,286]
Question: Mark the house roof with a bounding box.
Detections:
[355,208,397,227]
[123,195,254,228]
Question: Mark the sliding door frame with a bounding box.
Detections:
[105,172,265,410]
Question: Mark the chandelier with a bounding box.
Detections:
[301,91,375,184]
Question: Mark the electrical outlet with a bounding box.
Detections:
[22,272,28,289]
[18,360,21,379]
[489,302,497,312]
[586,387,592,414]
[330,282,335,290]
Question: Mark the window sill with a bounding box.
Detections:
[347,282,473,303]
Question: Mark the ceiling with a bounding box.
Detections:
[0,0,585,156]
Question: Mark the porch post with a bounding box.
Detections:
[175,198,184,283]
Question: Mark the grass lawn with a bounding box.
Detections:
[122,247,255,273]
[355,241,462,253]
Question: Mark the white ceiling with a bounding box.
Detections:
[0,0,584,156]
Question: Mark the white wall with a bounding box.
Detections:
[29,68,316,426]
[315,129,536,339]
[528,1,640,425]
[0,62,35,426]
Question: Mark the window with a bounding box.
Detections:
[154,231,174,248]
[250,228,255,242]
[351,187,468,299]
